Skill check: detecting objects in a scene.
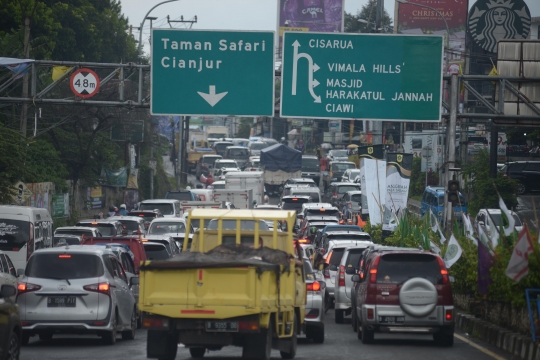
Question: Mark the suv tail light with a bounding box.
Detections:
[369,256,381,283]
[445,309,453,321]
[84,282,112,295]
[367,308,374,320]
[338,265,346,287]
[307,281,321,291]
[436,256,449,284]
[17,283,41,295]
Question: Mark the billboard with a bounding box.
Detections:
[278,0,344,55]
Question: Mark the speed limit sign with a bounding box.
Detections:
[70,68,100,98]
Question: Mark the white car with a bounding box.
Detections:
[147,218,194,250]
[475,208,523,238]
[212,159,240,177]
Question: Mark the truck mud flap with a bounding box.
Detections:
[147,330,178,359]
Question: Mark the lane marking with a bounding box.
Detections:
[454,333,506,360]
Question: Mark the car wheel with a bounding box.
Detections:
[351,306,357,332]
[38,333,53,341]
[361,322,374,344]
[121,309,136,340]
[189,347,206,358]
[102,314,117,345]
[324,292,331,314]
[516,181,527,195]
[7,330,20,360]
[334,309,344,324]
[433,327,454,347]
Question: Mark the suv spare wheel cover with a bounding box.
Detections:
[398,277,438,317]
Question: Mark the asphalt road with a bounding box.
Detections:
[20,309,509,360]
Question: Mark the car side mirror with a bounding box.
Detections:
[130,276,140,286]
[0,285,16,298]
[17,269,24,277]
[351,274,360,282]
[345,267,356,275]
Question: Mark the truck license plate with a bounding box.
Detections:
[206,321,238,332]
[47,296,76,307]
[379,316,404,324]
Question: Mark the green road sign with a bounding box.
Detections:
[280,32,443,122]
[111,121,144,142]
[151,29,275,117]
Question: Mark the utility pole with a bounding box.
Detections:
[182,116,190,184]
[489,82,504,179]
[20,16,31,137]
[176,116,183,190]
[444,74,459,228]
[150,126,155,199]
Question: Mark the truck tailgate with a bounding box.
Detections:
[140,266,294,319]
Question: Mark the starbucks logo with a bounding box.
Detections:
[468,0,531,53]
[444,244,459,261]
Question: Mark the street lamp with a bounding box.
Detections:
[138,0,179,60]
[396,0,450,49]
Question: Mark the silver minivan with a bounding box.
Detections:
[18,246,138,345]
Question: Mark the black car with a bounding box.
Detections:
[500,161,540,194]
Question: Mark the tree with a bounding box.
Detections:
[236,118,253,139]
[344,0,393,34]
[460,150,517,216]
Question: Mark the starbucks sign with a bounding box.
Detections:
[468,0,531,53]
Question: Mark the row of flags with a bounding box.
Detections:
[407,195,537,291]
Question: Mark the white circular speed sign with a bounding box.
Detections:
[70,68,100,98]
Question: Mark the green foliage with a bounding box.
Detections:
[461,150,517,216]
[0,125,25,203]
[235,117,253,139]
[344,0,392,34]
[362,221,383,244]
[409,157,424,196]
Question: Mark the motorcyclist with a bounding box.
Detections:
[107,205,116,218]
[280,137,287,146]
[118,204,128,216]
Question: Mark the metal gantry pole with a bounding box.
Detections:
[444,74,459,228]
[177,116,183,190]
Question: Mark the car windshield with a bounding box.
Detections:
[212,183,226,189]
[328,234,371,241]
[338,185,361,194]
[351,194,362,202]
[203,157,221,165]
[55,229,94,237]
[140,203,174,215]
[118,220,139,231]
[281,200,308,211]
[333,163,355,172]
[0,219,29,251]
[488,213,522,226]
[295,181,317,187]
[215,143,233,151]
[128,212,157,222]
[251,143,269,150]
[302,158,320,170]
[332,150,348,157]
[144,244,171,260]
[328,248,345,270]
[52,236,80,247]
[229,148,249,157]
[149,240,172,255]
[207,219,269,231]
[376,253,442,285]
[78,223,116,236]
[148,222,186,235]
[26,253,104,279]
[347,170,360,179]
[216,162,237,169]
[165,192,192,201]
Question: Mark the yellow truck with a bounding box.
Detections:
[139,209,305,360]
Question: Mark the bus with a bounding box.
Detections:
[0,205,53,271]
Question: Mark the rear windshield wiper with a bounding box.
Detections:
[41,276,71,285]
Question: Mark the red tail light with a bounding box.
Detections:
[445,309,453,321]
[367,308,374,320]
[369,256,381,283]
[338,265,346,287]
[17,283,41,295]
[307,281,321,291]
[436,256,449,284]
[84,282,111,295]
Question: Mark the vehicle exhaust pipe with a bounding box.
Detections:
[367,325,375,331]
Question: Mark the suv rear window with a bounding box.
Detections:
[345,248,366,269]
[306,209,340,218]
[55,229,94,237]
[328,248,345,270]
[337,185,361,194]
[140,203,175,215]
[144,244,171,260]
[165,192,192,201]
[77,223,117,236]
[281,198,309,211]
[328,234,371,241]
[376,253,442,285]
[26,253,104,279]
[228,148,249,157]
[118,220,139,231]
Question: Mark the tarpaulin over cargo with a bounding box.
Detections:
[260,144,302,172]
[140,244,293,274]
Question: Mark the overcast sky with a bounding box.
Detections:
[119,0,540,55]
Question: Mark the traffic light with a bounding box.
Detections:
[447,180,460,206]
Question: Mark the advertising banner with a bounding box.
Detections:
[382,153,413,232]
[359,144,384,218]
[278,0,344,53]
[87,187,104,210]
[364,159,386,226]
[52,194,69,218]
[328,119,341,132]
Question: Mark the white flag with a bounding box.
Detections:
[505,224,534,282]
[444,234,463,268]
[430,240,441,255]
[429,209,446,244]
[499,196,515,237]
[462,214,478,245]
